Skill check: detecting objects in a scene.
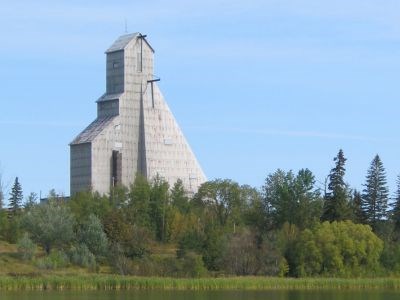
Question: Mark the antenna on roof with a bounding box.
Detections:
[138,33,148,73]
[124,18,128,33]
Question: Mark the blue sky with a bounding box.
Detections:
[1,0,400,200]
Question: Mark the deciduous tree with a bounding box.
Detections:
[22,200,75,254]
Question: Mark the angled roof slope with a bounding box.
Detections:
[105,32,154,53]
[70,115,117,145]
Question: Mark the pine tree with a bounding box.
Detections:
[351,190,366,224]
[321,149,351,222]
[9,177,23,213]
[392,175,400,239]
[361,154,389,230]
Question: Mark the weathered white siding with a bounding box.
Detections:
[70,33,206,195]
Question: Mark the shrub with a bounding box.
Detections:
[69,244,97,271]
[17,232,37,261]
[35,250,69,270]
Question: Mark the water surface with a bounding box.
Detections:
[1,290,399,300]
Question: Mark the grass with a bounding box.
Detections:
[0,276,400,291]
[1,241,400,291]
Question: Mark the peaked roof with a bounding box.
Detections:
[105,32,154,53]
[70,115,117,145]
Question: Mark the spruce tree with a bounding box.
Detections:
[361,154,389,230]
[9,177,23,213]
[392,175,400,239]
[321,149,351,222]
[351,190,366,224]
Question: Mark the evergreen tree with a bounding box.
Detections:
[361,154,389,230]
[171,179,190,214]
[392,175,400,239]
[9,177,23,213]
[321,149,351,222]
[351,190,366,224]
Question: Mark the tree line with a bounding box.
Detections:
[1,149,400,277]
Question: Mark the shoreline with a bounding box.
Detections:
[0,276,400,291]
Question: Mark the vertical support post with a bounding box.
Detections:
[147,78,160,109]
[151,81,154,108]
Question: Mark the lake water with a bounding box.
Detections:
[0,290,399,300]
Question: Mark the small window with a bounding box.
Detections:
[164,138,173,145]
[113,61,120,69]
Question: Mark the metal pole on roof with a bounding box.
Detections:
[138,34,146,72]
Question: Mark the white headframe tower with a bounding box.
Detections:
[70,33,206,195]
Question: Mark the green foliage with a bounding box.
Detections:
[117,253,208,278]
[262,169,322,229]
[24,192,38,210]
[2,217,22,243]
[77,214,108,257]
[170,179,190,214]
[0,172,4,210]
[350,190,366,224]
[392,175,400,240]
[21,200,75,254]
[322,150,352,222]
[201,225,227,271]
[35,250,69,270]
[103,210,151,258]
[222,229,261,275]
[277,222,300,277]
[17,232,36,261]
[293,221,383,277]
[8,177,23,214]
[127,174,151,228]
[149,175,170,242]
[69,244,97,271]
[0,210,7,240]
[69,191,111,222]
[177,229,205,258]
[362,155,389,230]
[109,185,129,208]
[194,179,248,231]
[108,242,132,275]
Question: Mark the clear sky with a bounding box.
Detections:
[0,0,399,201]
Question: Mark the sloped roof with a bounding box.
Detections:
[105,32,154,53]
[70,115,117,145]
[96,92,123,103]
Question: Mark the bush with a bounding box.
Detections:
[77,214,108,257]
[180,252,208,277]
[292,221,383,277]
[17,232,37,261]
[69,244,97,271]
[35,250,69,270]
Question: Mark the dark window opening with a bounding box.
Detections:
[112,150,122,187]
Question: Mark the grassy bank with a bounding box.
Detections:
[0,276,400,291]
